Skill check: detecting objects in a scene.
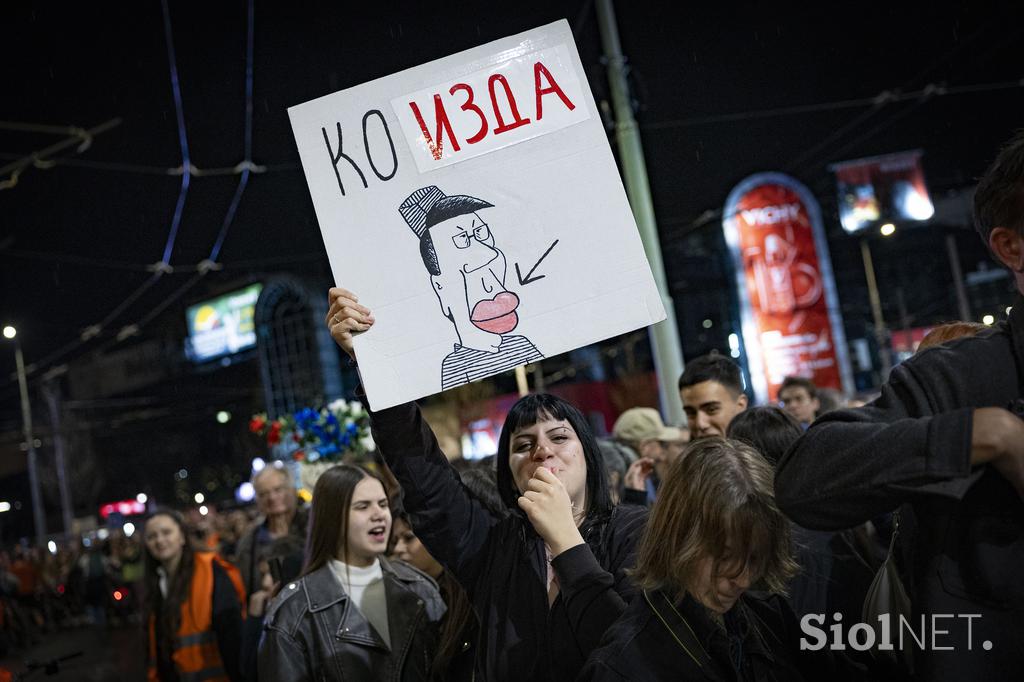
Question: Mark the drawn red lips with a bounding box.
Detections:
[471,292,520,334]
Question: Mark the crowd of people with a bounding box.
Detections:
[4,135,1021,682]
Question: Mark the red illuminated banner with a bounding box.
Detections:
[723,174,852,403]
[99,500,146,519]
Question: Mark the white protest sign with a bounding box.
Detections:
[288,19,666,410]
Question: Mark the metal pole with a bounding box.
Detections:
[514,366,529,397]
[896,287,912,356]
[43,381,74,541]
[860,239,892,379]
[14,342,46,545]
[945,232,972,321]
[595,0,685,424]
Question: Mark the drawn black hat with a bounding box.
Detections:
[399,186,493,238]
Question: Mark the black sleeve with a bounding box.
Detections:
[368,400,502,590]
[552,505,647,658]
[239,615,264,682]
[774,356,979,531]
[211,561,245,682]
[620,487,649,507]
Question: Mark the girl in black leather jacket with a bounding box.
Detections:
[258,465,445,682]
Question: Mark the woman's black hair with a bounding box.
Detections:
[725,405,803,468]
[495,393,613,526]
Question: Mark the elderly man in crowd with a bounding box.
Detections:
[234,462,308,598]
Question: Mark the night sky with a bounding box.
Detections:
[1,1,1022,537]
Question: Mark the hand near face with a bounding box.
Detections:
[624,457,655,492]
[517,467,585,557]
[326,287,375,361]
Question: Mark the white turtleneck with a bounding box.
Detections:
[328,558,390,647]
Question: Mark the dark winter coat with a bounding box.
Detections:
[370,400,649,682]
[579,589,861,682]
[775,294,1024,680]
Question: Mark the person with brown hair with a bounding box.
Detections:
[915,321,987,351]
[142,509,246,682]
[778,376,821,428]
[580,438,855,681]
[258,464,445,682]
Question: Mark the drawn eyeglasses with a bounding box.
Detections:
[452,223,491,249]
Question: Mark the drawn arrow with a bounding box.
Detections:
[515,239,559,286]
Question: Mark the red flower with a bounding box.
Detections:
[249,416,266,433]
[292,450,306,462]
[293,433,302,443]
[267,421,282,445]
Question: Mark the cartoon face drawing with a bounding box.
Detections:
[399,186,544,390]
[428,211,521,351]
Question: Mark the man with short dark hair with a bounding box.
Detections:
[678,353,748,438]
[778,375,820,428]
[775,132,1024,680]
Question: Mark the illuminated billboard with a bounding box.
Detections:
[185,283,262,363]
[723,173,852,403]
[831,150,934,234]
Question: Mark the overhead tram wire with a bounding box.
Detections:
[7,0,195,383]
[0,118,122,190]
[98,0,258,352]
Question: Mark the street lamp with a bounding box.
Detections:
[3,325,47,546]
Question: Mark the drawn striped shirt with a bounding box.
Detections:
[441,335,543,390]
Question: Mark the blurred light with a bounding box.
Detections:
[0,501,10,513]
[199,505,209,516]
[123,522,136,538]
[47,540,57,555]
[983,314,995,326]
[216,410,231,424]
[901,189,935,221]
[177,469,188,479]
[702,319,713,329]
[83,537,92,548]
[251,457,266,473]
[880,223,896,237]
[1007,306,1013,316]
[113,590,124,602]
[194,492,205,504]
[728,332,741,359]
[57,584,65,595]
[237,482,255,503]
[136,493,148,504]
[97,528,109,541]
[2,326,15,339]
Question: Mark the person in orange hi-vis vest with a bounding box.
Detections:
[143,509,246,682]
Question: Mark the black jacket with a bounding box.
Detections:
[775,295,1024,680]
[257,558,445,682]
[579,589,857,682]
[370,401,648,682]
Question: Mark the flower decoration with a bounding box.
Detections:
[250,399,374,464]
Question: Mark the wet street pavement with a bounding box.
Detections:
[0,625,144,681]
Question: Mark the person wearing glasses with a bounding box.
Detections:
[398,186,543,390]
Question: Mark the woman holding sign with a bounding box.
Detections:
[326,287,648,682]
